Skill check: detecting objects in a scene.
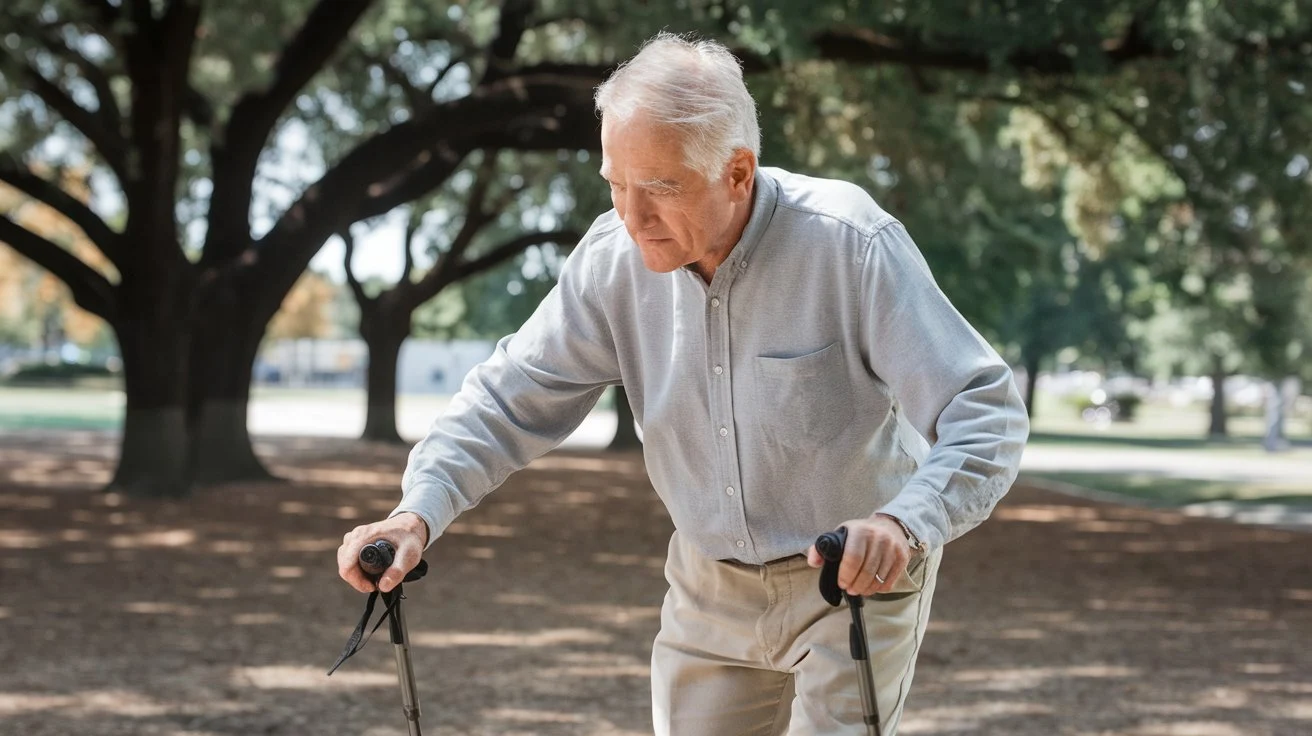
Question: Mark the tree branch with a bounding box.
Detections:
[253,72,604,307]
[22,63,129,181]
[205,0,373,267]
[429,154,503,277]
[0,160,124,265]
[353,145,468,224]
[0,215,117,321]
[402,209,420,283]
[810,23,1167,75]
[79,0,119,26]
[340,228,370,307]
[480,0,533,86]
[447,229,578,285]
[26,23,124,135]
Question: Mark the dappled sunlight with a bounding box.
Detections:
[1194,686,1250,709]
[410,628,614,648]
[494,593,552,606]
[108,528,196,548]
[484,707,588,724]
[529,453,646,474]
[0,690,172,717]
[949,665,1139,691]
[444,521,517,537]
[993,504,1100,523]
[900,701,1055,732]
[559,604,662,627]
[997,628,1047,640]
[122,601,200,616]
[276,465,401,488]
[0,492,55,509]
[0,528,53,548]
[1276,700,1312,719]
[1121,722,1247,736]
[233,612,283,625]
[279,537,338,553]
[233,665,394,690]
[1073,519,1157,533]
[1,433,1306,735]
[592,551,664,569]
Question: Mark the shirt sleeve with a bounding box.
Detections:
[389,241,622,547]
[858,221,1030,552]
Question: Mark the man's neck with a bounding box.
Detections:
[691,181,756,284]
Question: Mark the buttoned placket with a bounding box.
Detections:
[695,256,757,562]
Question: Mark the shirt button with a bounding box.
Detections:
[718,427,728,437]
[736,540,746,548]
[713,365,724,375]
[726,486,735,496]
[710,297,721,307]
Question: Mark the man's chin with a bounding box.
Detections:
[637,248,684,274]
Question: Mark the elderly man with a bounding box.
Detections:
[338,32,1028,735]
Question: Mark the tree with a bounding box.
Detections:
[0,0,610,496]
[343,152,578,444]
[0,172,113,353]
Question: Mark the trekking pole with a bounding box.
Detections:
[328,540,428,736]
[816,527,882,736]
[359,540,424,736]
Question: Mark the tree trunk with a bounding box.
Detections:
[361,325,407,444]
[188,284,278,485]
[109,316,191,497]
[1022,350,1041,420]
[1208,355,1229,439]
[608,384,641,451]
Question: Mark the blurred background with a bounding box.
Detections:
[2,0,1309,508]
[2,2,1311,735]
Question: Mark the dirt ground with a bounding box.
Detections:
[1,431,1309,736]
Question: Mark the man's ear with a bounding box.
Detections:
[726,148,756,201]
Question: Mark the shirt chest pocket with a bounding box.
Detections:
[753,342,856,451]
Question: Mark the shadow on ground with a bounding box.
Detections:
[1,431,1309,735]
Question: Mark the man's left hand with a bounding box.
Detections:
[806,514,913,596]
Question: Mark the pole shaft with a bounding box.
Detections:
[385,587,423,736]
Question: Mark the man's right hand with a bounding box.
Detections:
[337,512,429,594]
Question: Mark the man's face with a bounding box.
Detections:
[600,115,753,277]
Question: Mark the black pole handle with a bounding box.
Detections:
[816,526,848,606]
[359,539,396,579]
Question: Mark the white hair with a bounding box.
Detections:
[594,32,761,181]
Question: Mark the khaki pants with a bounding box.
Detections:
[651,531,941,735]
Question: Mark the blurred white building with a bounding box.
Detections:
[254,338,495,394]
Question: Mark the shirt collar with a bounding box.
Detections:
[682,167,780,283]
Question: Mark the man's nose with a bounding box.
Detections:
[622,191,656,231]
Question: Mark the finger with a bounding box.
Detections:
[850,548,881,596]
[806,545,822,568]
[838,531,869,591]
[378,536,423,593]
[338,540,379,593]
[345,566,377,594]
[873,543,908,594]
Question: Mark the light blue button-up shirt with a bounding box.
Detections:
[393,167,1029,564]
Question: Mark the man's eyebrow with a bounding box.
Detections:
[637,178,683,191]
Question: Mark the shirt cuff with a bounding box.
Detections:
[877,481,950,553]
